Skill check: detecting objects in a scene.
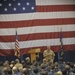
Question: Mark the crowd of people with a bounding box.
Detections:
[0,57,75,75]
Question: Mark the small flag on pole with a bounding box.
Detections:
[60,28,63,49]
[60,27,64,57]
[14,29,20,58]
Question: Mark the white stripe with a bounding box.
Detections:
[0,38,75,49]
[0,25,75,35]
[0,11,75,22]
[36,0,75,5]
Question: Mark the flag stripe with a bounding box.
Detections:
[0,38,75,49]
[36,5,75,12]
[36,0,75,5]
[0,11,75,22]
[0,18,75,28]
[0,45,75,56]
[0,25,75,35]
[0,31,75,42]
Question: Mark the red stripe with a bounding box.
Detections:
[0,45,75,56]
[0,31,75,42]
[21,45,75,55]
[36,5,75,12]
[0,18,75,28]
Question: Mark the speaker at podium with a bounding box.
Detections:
[28,48,40,63]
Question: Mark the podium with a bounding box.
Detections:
[28,48,40,63]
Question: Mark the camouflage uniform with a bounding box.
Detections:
[43,50,55,63]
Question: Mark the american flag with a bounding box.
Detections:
[0,0,75,56]
[15,29,20,58]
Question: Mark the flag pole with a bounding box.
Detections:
[60,26,64,58]
[58,25,64,60]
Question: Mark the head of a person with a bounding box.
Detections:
[22,68,27,74]
[5,60,9,64]
[59,57,64,62]
[48,62,52,67]
[66,61,71,66]
[55,62,58,68]
[11,60,15,65]
[43,58,47,63]
[50,64,55,70]
[10,64,14,69]
[33,60,38,66]
[21,60,25,65]
[12,66,18,73]
[15,59,20,64]
[65,65,70,71]
[3,62,8,67]
[47,46,51,51]
[23,68,31,75]
[57,71,63,75]
[3,67,8,73]
[33,68,39,74]
[41,64,46,70]
[25,57,30,62]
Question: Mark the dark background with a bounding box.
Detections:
[0,50,75,63]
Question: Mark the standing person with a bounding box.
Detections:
[43,46,55,63]
[14,59,23,72]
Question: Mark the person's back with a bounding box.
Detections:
[12,66,22,75]
[31,60,41,72]
[31,68,40,75]
[2,67,8,75]
[54,62,60,72]
[8,69,12,75]
[65,65,72,75]
[48,64,55,75]
[41,71,48,75]
[58,57,65,71]
[14,59,23,72]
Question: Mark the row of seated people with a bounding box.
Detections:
[0,57,75,75]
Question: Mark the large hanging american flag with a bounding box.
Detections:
[0,0,75,56]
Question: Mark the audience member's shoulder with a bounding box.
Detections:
[57,71,63,75]
[41,71,48,75]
